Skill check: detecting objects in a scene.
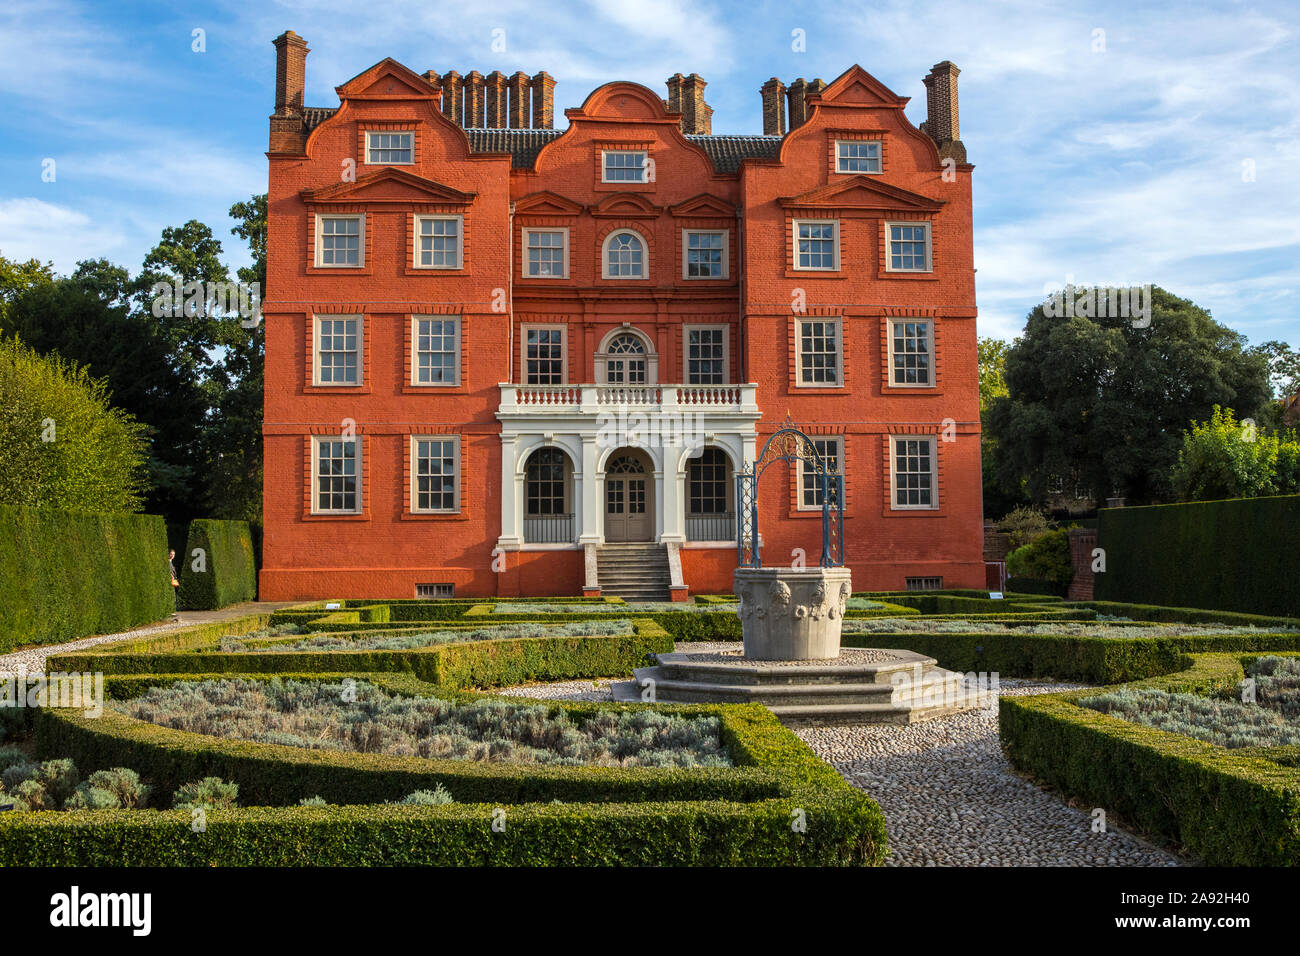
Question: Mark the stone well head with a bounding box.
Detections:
[734,566,852,660]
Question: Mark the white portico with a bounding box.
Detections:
[494,383,760,553]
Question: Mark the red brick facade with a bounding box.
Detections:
[260,34,985,600]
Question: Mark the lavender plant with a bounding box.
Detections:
[115,678,732,768]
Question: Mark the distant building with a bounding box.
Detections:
[260,31,985,600]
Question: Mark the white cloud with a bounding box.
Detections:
[0,198,129,267]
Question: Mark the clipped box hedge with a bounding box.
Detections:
[999,653,1300,866]
[1096,495,1300,618]
[841,629,1300,684]
[0,504,173,652]
[9,660,888,865]
[177,519,257,610]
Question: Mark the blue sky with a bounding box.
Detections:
[1,0,1297,347]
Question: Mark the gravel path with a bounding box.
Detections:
[496,653,1184,867]
[0,602,300,679]
[795,678,1182,867]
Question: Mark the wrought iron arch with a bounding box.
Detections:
[736,426,844,568]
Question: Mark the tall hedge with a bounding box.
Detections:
[1095,495,1300,617]
[177,519,256,610]
[0,505,173,652]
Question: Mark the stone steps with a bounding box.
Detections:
[597,543,670,602]
[611,647,988,725]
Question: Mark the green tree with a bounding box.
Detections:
[201,195,267,522]
[0,254,55,323]
[986,286,1271,504]
[0,334,148,511]
[4,271,207,519]
[1169,405,1300,501]
[977,337,1025,517]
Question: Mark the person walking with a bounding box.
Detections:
[168,548,180,619]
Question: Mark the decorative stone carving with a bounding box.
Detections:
[733,566,853,660]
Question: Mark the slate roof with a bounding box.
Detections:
[686,134,783,173]
[300,109,784,173]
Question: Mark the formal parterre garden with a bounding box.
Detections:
[2,590,1298,866]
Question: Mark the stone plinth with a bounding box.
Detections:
[734,566,852,660]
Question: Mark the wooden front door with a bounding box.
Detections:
[604,453,652,542]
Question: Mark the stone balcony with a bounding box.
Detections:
[497,383,760,417]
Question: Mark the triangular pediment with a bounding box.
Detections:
[780,175,942,212]
[591,192,661,218]
[337,58,437,99]
[669,193,737,217]
[514,191,584,215]
[811,66,909,110]
[302,167,475,205]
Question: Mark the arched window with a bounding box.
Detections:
[607,454,647,474]
[596,327,658,385]
[603,230,645,279]
[605,333,646,384]
[523,447,572,543]
[525,448,567,514]
[686,447,734,541]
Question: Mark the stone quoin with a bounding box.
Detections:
[260,31,985,601]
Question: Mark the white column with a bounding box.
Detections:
[578,435,602,544]
[496,435,522,549]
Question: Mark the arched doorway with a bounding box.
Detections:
[522,446,574,544]
[604,449,653,542]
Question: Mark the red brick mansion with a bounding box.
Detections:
[259,30,984,600]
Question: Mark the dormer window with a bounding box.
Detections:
[602,150,649,183]
[836,139,881,174]
[367,131,413,164]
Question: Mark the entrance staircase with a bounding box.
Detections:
[597,543,671,602]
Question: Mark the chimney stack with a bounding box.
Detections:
[666,73,684,116]
[530,72,555,128]
[922,60,966,162]
[507,71,529,128]
[679,73,712,134]
[272,30,309,115]
[441,70,464,125]
[786,78,809,128]
[465,70,486,127]
[485,71,507,128]
[761,77,786,136]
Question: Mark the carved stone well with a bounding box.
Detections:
[734,566,852,661]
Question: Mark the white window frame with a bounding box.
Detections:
[602,229,648,280]
[413,214,464,270]
[364,130,414,165]
[792,218,840,271]
[835,139,882,174]
[312,314,364,387]
[311,435,362,515]
[681,229,729,280]
[885,221,933,273]
[521,227,570,279]
[314,214,364,268]
[683,324,730,385]
[794,316,843,387]
[601,149,649,184]
[797,436,844,511]
[889,435,938,511]
[521,324,568,385]
[409,435,461,514]
[410,315,460,387]
[887,319,934,388]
